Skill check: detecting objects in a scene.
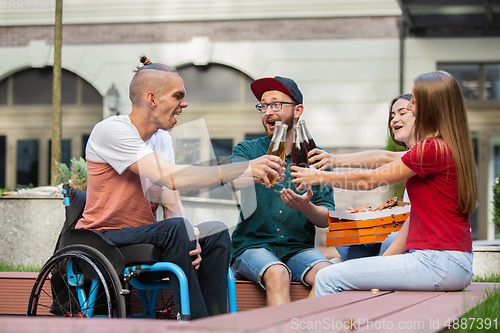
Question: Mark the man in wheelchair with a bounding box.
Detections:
[71,56,284,319]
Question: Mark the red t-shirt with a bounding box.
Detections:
[402,139,472,252]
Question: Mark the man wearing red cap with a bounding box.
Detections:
[229,76,335,305]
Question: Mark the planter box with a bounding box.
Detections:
[0,195,65,267]
[473,244,500,277]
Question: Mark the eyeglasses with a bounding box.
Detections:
[255,101,297,113]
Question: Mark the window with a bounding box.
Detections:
[245,133,265,141]
[14,68,53,104]
[0,79,7,105]
[0,136,5,188]
[82,134,90,159]
[210,139,233,165]
[82,81,103,104]
[438,63,500,101]
[17,140,39,187]
[48,139,71,182]
[175,139,201,198]
[209,139,234,199]
[9,68,101,105]
[485,64,500,100]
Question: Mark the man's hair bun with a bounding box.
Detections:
[140,55,152,66]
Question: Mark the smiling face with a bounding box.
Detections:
[390,97,416,148]
[260,90,296,138]
[152,72,188,131]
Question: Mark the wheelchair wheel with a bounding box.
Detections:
[27,245,126,318]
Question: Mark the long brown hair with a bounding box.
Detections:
[412,71,478,214]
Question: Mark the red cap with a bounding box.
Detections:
[250,76,303,104]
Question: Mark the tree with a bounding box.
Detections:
[51,0,63,185]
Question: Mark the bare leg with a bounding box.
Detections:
[262,264,291,306]
[304,261,332,298]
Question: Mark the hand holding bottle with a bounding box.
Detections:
[250,155,285,188]
[308,148,336,170]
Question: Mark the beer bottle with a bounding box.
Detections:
[292,124,309,168]
[265,122,287,185]
[299,120,316,151]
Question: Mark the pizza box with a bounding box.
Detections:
[327,223,403,239]
[326,234,390,247]
[328,214,409,231]
[329,202,411,222]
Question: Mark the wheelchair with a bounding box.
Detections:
[27,184,237,319]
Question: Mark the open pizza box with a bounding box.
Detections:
[329,201,410,222]
[326,201,410,247]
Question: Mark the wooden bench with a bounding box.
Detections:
[0,272,309,315]
[234,280,310,311]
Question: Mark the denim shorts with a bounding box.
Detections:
[231,247,329,289]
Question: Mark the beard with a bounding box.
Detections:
[263,113,294,139]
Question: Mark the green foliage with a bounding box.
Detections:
[449,288,500,333]
[0,187,12,194]
[493,171,500,231]
[385,137,406,153]
[385,137,407,200]
[472,272,500,283]
[54,157,87,191]
[0,262,41,272]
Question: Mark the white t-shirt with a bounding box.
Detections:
[86,115,154,174]
[148,129,175,164]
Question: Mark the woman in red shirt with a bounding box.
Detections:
[291,71,478,294]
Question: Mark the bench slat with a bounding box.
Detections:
[356,283,499,333]
[190,290,392,332]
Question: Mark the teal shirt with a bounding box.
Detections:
[230,136,335,262]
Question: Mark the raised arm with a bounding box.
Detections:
[129,152,284,190]
[291,158,416,191]
[309,148,405,171]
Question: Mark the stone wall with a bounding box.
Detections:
[0,195,65,267]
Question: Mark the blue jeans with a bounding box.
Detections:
[336,231,399,261]
[315,249,473,295]
[231,247,329,289]
[102,218,230,319]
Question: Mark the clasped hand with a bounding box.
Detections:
[250,155,286,188]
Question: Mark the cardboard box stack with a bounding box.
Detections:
[327,202,410,247]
